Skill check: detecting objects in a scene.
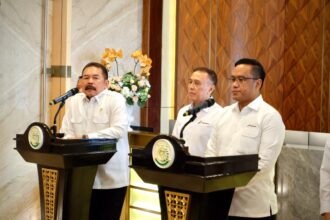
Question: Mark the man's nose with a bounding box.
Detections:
[232,80,239,87]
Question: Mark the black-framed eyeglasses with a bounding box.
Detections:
[227,76,259,84]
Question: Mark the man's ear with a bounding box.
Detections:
[256,79,262,90]
[105,79,109,88]
[209,84,215,95]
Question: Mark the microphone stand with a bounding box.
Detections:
[179,113,197,139]
[50,100,66,136]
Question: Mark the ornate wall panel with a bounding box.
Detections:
[321,0,330,132]
[213,0,236,106]
[175,0,330,132]
[283,0,328,131]
[176,0,212,110]
[215,0,286,109]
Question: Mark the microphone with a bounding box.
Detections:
[183,98,215,116]
[49,88,79,105]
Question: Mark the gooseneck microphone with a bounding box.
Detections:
[183,98,215,116]
[179,98,215,138]
[49,88,79,136]
[49,88,79,105]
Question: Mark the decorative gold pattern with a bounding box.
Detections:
[165,190,190,220]
[42,168,59,220]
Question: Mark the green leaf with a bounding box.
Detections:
[126,97,134,105]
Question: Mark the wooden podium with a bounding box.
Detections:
[130,135,259,220]
[15,122,117,220]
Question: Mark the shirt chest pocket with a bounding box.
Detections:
[71,116,83,124]
[70,116,84,135]
[194,119,213,133]
[198,118,213,127]
[238,125,261,154]
[184,118,213,139]
[92,111,110,130]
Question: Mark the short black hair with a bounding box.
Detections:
[235,58,266,87]
[81,62,108,79]
[192,67,218,86]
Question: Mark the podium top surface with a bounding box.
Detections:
[49,138,117,153]
[130,134,259,192]
[15,122,117,168]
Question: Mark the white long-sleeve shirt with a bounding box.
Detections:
[205,95,285,217]
[320,139,330,215]
[172,103,223,157]
[61,89,129,189]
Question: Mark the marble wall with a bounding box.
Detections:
[0,0,44,219]
[71,0,143,126]
[0,0,142,219]
[277,145,324,220]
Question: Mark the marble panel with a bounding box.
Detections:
[0,147,40,219]
[71,0,143,126]
[277,146,324,220]
[0,0,43,219]
[0,0,43,53]
[0,0,143,219]
[71,0,143,78]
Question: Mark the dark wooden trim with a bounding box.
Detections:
[141,0,163,132]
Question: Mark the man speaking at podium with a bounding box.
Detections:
[172,67,223,156]
[61,62,129,220]
[206,58,285,220]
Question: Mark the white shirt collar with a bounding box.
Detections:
[233,95,263,112]
[83,89,108,103]
[247,95,263,111]
[189,97,215,113]
[189,102,213,113]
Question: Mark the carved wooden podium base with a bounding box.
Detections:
[38,165,97,220]
[15,122,117,220]
[159,187,234,220]
[130,134,259,220]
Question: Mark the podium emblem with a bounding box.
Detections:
[152,139,175,169]
[28,125,44,150]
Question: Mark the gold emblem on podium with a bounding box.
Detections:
[152,139,175,169]
[28,125,44,150]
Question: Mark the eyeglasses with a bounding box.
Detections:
[227,76,259,84]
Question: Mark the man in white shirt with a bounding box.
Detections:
[61,62,129,220]
[205,58,285,220]
[172,67,223,156]
[320,139,330,219]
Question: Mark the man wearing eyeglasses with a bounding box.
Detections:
[205,58,285,220]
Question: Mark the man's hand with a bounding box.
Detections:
[324,213,330,220]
